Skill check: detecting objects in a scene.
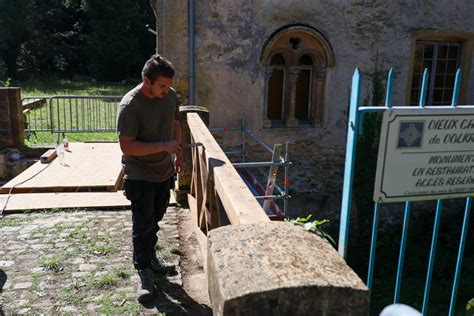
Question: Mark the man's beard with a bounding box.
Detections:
[149,87,166,99]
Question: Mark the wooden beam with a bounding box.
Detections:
[0,190,176,212]
[187,113,269,225]
[40,149,58,164]
[22,98,46,110]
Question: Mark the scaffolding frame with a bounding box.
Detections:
[209,118,291,217]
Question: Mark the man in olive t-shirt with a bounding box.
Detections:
[116,54,183,303]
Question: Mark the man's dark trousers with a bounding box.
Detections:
[124,177,173,271]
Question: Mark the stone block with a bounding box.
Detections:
[207,222,368,316]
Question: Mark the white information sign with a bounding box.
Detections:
[373,108,474,203]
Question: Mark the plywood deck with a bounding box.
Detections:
[0,143,123,193]
[0,191,176,213]
[0,191,129,212]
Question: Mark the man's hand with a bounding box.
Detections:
[163,140,182,155]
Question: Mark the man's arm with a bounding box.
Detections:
[119,135,181,156]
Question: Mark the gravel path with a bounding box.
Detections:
[0,207,211,315]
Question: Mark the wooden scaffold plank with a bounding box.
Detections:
[0,143,123,194]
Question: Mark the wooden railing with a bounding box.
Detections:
[187,112,270,226]
[186,113,270,263]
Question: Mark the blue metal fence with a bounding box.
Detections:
[338,67,473,315]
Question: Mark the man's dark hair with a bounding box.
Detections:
[142,54,175,83]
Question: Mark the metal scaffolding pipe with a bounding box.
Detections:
[233,161,287,168]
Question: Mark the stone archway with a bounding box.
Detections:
[261,25,335,128]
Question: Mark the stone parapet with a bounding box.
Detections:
[207,221,368,316]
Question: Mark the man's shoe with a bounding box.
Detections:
[151,256,176,275]
[137,269,154,302]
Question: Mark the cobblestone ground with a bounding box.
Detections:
[0,207,207,315]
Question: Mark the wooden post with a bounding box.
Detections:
[0,88,24,148]
[177,105,209,203]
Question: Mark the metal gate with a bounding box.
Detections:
[23,95,122,143]
[338,68,473,315]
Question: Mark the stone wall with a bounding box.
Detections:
[0,149,39,184]
[161,0,474,131]
[154,0,474,219]
[151,0,190,101]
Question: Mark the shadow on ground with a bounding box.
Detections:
[0,269,6,293]
[0,269,6,315]
[141,276,211,315]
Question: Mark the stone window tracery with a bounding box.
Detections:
[261,26,334,128]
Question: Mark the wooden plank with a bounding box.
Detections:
[0,143,123,193]
[0,191,130,212]
[191,143,197,193]
[0,190,176,212]
[40,149,58,164]
[22,98,46,110]
[113,169,124,191]
[188,194,208,275]
[193,145,206,230]
[187,113,270,225]
[198,146,210,231]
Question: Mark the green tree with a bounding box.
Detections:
[86,0,155,81]
[19,0,89,77]
[1,0,155,80]
[0,0,34,78]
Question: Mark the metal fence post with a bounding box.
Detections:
[338,68,361,258]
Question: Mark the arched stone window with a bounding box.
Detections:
[261,25,334,128]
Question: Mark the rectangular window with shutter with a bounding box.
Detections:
[410,41,461,105]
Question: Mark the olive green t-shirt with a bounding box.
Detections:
[116,85,179,182]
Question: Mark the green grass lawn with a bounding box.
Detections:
[20,77,138,97]
[25,132,119,147]
[21,78,138,146]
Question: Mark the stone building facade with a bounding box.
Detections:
[151,0,474,219]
